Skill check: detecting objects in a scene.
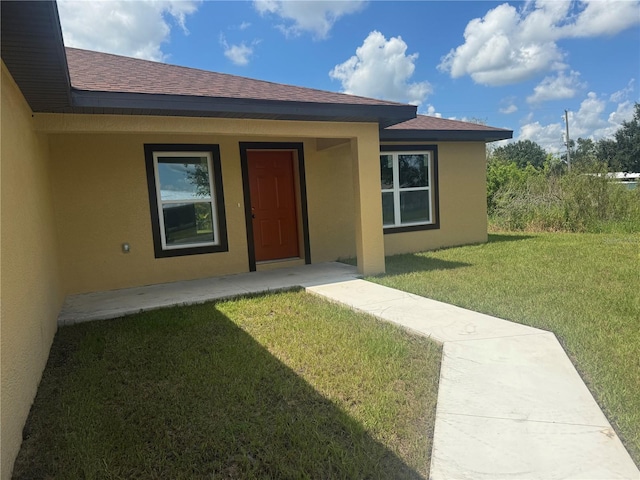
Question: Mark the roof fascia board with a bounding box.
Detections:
[379,129,513,143]
[70,89,417,126]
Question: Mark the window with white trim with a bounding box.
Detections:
[380,147,438,231]
[145,144,228,258]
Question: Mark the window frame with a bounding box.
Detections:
[380,144,440,234]
[144,144,228,258]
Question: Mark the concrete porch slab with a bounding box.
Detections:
[58,262,360,325]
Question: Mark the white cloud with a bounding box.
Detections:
[459,116,490,124]
[597,100,635,137]
[58,0,200,61]
[438,3,566,86]
[610,78,635,103]
[500,104,519,114]
[519,121,566,153]
[571,92,608,137]
[225,44,253,66]
[527,70,585,104]
[439,0,640,86]
[220,34,256,66]
[330,31,432,107]
[564,0,640,37]
[491,138,512,149]
[609,100,636,123]
[253,0,365,39]
[517,89,637,152]
[423,104,443,118]
[499,96,519,114]
[239,21,252,31]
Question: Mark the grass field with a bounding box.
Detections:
[369,232,640,464]
[14,290,441,479]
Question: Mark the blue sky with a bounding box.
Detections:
[58,0,640,152]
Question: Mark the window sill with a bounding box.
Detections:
[383,223,440,234]
[154,243,228,258]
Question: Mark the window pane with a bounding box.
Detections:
[380,155,394,189]
[163,202,214,246]
[382,192,395,226]
[399,154,428,188]
[400,190,430,224]
[157,156,211,200]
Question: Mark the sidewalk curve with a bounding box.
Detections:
[306,278,640,480]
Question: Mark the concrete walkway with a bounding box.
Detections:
[59,262,639,479]
[307,276,640,480]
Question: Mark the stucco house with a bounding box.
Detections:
[0,0,511,476]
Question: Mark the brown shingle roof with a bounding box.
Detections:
[4,1,417,124]
[381,115,512,142]
[65,47,404,107]
[385,114,510,132]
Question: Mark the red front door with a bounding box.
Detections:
[247,151,299,262]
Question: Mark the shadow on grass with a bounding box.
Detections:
[488,233,534,243]
[380,253,471,276]
[14,303,423,479]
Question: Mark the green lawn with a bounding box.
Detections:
[14,290,441,479]
[368,232,640,464]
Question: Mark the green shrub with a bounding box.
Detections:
[490,165,640,233]
[486,159,539,213]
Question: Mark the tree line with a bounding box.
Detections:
[489,103,639,173]
[486,104,640,233]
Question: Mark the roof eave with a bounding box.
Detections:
[2,1,417,127]
[67,89,417,126]
[0,0,72,111]
[379,128,513,143]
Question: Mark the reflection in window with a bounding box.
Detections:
[399,154,428,188]
[150,151,222,253]
[162,203,214,246]
[382,192,395,226]
[380,150,434,228]
[157,157,212,200]
[400,190,430,224]
[145,144,227,258]
[380,154,394,190]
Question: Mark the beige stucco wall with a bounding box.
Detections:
[44,118,488,294]
[49,133,250,294]
[44,116,379,294]
[307,141,356,262]
[1,63,64,479]
[382,142,488,255]
[351,136,386,274]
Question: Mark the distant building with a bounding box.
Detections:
[607,172,639,190]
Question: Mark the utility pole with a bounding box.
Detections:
[564,109,571,171]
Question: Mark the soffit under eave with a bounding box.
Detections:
[0,0,72,112]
